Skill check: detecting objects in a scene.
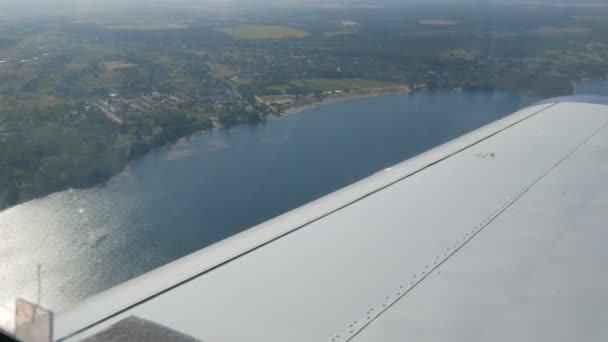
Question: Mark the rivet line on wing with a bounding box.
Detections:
[328,180,536,342]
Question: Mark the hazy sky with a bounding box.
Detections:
[0,0,602,17]
[0,0,598,7]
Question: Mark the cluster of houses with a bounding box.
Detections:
[93,91,189,122]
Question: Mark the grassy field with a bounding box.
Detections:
[219,26,309,40]
[271,78,408,93]
[208,63,251,85]
[209,63,238,79]
[268,84,290,93]
[323,30,357,37]
[103,24,189,30]
[530,26,591,36]
[103,61,137,70]
[418,20,462,25]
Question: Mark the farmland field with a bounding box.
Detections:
[220,26,309,40]
[103,24,189,30]
[103,61,137,70]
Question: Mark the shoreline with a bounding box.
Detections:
[280,88,413,117]
[0,88,412,210]
[2,81,597,211]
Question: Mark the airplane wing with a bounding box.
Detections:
[17,96,608,341]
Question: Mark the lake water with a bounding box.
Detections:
[1,82,606,326]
